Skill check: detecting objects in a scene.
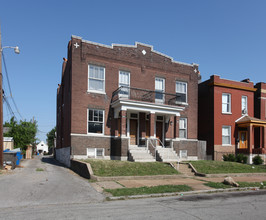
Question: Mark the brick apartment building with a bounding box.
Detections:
[198,75,266,163]
[56,35,206,167]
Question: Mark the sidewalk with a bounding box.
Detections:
[90,174,266,194]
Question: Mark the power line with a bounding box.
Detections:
[2,51,23,120]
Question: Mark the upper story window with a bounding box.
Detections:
[88,65,105,93]
[241,96,247,114]
[222,93,231,113]
[176,81,187,103]
[222,126,231,145]
[179,118,187,139]
[88,109,104,134]
[119,71,130,97]
[155,77,165,103]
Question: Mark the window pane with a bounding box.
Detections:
[93,110,99,121]
[89,79,103,91]
[89,122,103,133]
[222,127,229,136]
[222,136,230,145]
[99,111,103,122]
[179,130,186,138]
[89,110,93,121]
[155,78,164,91]
[222,94,228,103]
[155,92,163,100]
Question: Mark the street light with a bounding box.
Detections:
[1,46,20,54]
[0,26,20,169]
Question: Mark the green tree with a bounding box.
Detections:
[46,127,56,150]
[4,117,38,151]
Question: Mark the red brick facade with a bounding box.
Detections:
[56,36,202,160]
[199,75,266,161]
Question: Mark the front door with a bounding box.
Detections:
[239,131,248,149]
[130,119,137,145]
[156,121,163,146]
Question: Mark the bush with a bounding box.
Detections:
[253,155,263,165]
[228,154,236,162]
[223,154,229,161]
[236,154,248,164]
[223,154,236,162]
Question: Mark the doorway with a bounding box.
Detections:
[239,131,248,149]
[130,119,138,145]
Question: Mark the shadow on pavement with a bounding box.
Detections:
[41,156,66,168]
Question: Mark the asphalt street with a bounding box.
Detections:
[0,190,266,219]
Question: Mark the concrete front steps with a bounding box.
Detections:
[128,145,156,162]
[156,146,179,162]
[176,163,195,176]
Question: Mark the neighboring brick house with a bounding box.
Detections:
[198,75,266,163]
[56,35,206,167]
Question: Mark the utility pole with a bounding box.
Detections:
[0,24,19,169]
[0,24,3,169]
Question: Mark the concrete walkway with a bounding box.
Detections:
[90,173,266,194]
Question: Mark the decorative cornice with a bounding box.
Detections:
[209,82,257,92]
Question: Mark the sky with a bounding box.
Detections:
[0,0,265,142]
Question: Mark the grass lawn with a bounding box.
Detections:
[190,160,266,174]
[205,181,266,189]
[82,159,179,176]
[104,184,192,197]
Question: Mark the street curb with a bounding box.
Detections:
[106,187,265,201]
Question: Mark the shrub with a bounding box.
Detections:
[227,154,236,162]
[236,154,248,164]
[253,155,263,165]
[223,154,229,161]
[223,154,236,162]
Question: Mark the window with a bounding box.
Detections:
[222,126,231,145]
[88,65,105,92]
[155,78,165,103]
[176,81,187,103]
[241,96,247,114]
[222,93,231,113]
[179,118,187,138]
[119,71,130,96]
[88,109,104,134]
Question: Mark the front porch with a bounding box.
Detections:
[110,86,204,162]
[236,115,266,163]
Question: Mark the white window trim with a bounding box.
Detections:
[88,64,106,94]
[241,96,248,115]
[179,118,187,139]
[87,109,105,135]
[222,126,231,146]
[222,93,231,114]
[176,81,188,104]
[155,77,165,104]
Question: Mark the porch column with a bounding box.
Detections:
[121,110,127,137]
[248,125,253,154]
[149,112,155,138]
[174,115,180,139]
